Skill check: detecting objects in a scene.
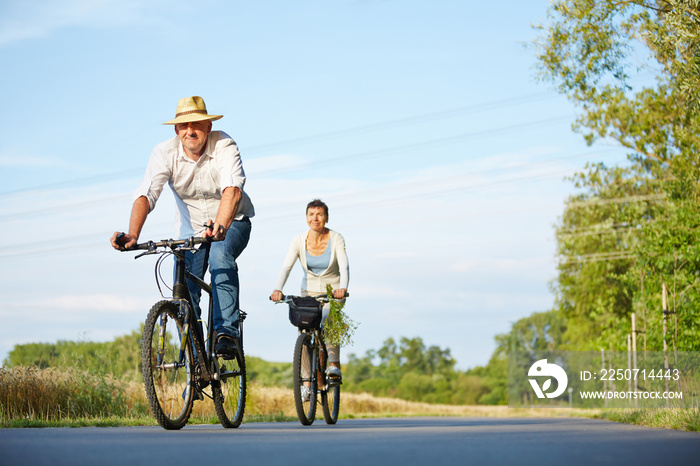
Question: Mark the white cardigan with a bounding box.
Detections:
[274,229,349,294]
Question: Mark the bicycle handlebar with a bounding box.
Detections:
[270,292,349,304]
[120,236,216,259]
[117,223,217,255]
[125,236,211,251]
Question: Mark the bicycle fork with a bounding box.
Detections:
[176,299,215,382]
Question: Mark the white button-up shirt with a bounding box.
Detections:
[134,130,255,239]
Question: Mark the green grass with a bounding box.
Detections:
[588,408,700,432]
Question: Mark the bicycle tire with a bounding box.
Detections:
[292,332,317,425]
[213,345,246,428]
[320,340,340,424]
[141,300,194,430]
[321,384,340,424]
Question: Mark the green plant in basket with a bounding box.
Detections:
[324,284,358,347]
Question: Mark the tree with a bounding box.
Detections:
[533,0,700,351]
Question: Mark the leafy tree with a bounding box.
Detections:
[344,337,471,404]
[533,0,700,352]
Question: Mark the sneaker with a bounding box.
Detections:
[300,385,312,403]
[326,365,342,378]
[215,335,239,360]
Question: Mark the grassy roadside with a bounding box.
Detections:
[587,408,700,432]
[1,366,698,431]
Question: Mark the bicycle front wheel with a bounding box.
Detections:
[213,345,246,428]
[292,332,317,425]
[320,341,340,424]
[141,300,194,430]
[321,383,340,424]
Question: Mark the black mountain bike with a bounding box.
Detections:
[272,294,344,426]
[125,236,246,430]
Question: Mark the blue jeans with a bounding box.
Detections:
[180,218,251,339]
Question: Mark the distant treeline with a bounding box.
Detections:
[5,333,508,406]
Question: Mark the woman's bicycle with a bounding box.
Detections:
[124,235,246,430]
[272,294,345,426]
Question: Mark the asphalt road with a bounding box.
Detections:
[1,417,698,466]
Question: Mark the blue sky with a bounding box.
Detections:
[0,0,631,370]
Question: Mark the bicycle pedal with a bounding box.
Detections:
[193,389,204,401]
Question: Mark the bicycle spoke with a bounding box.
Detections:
[142,301,193,430]
[293,333,317,425]
[213,347,246,428]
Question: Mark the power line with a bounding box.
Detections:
[568,193,666,208]
[558,225,643,239]
[257,146,623,219]
[0,193,129,223]
[0,169,142,198]
[561,251,636,264]
[246,92,557,153]
[0,115,579,221]
[0,92,563,198]
[250,115,574,177]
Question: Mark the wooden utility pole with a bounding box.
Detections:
[627,334,632,403]
[662,283,670,407]
[601,349,607,408]
[631,313,638,407]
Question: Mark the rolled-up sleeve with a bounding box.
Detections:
[214,132,246,192]
[133,145,171,211]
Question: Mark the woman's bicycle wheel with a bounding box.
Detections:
[320,341,340,424]
[292,332,317,425]
[141,300,194,430]
[212,346,246,428]
[321,383,340,424]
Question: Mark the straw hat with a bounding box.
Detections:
[163,96,223,125]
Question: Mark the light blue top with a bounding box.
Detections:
[302,237,331,290]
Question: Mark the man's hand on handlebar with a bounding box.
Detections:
[203,220,226,241]
[270,290,284,302]
[110,231,137,251]
[333,288,348,299]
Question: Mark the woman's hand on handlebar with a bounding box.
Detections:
[270,290,284,302]
[110,231,136,251]
[333,288,348,299]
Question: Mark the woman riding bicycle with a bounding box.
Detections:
[270,199,349,380]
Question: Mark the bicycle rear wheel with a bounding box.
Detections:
[213,345,246,428]
[292,332,317,425]
[141,300,194,430]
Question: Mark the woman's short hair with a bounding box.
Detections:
[306,199,329,218]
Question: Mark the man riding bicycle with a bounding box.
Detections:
[110,96,254,358]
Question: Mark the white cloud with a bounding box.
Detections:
[452,257,551,273]
[246,154,309,175]
[0,154,59,168]
[5,294,151,313]
[0,0,169,46]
